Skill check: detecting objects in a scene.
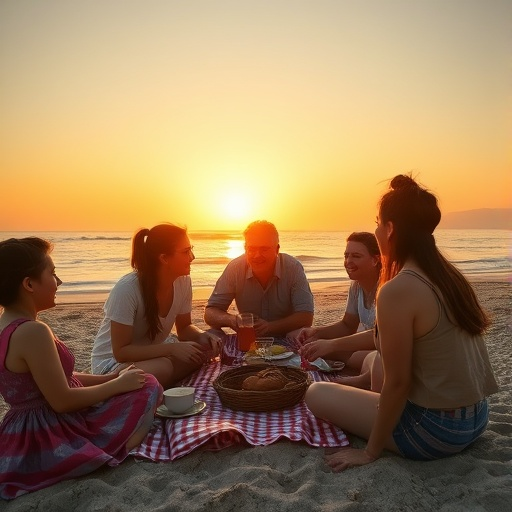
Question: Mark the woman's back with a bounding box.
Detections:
[387,269,499,408]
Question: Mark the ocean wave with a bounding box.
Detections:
[305,268,344,275]
[307,276,350,283]
[454,259,511,273]
[60,280,115,287]
[296,255,339,262]
[455,257,510,266]
[4,230,506,299]
[193,257,232,265]
[63,258,129,265]
[190,231,241,240]
[57,236,131,242]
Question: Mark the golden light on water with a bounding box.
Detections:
[225,240,244,260]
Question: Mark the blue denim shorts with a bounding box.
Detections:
[392,399,489,461]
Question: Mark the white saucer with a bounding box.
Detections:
[267,351,294,360]
[245,351,294,361]
[156,400,207,419]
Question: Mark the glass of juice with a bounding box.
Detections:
[236,313,256,358]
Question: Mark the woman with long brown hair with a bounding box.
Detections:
[92,223,220,389]
[303,175,498,469]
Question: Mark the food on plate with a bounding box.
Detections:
[242,368,288,391]
[245,345,288,358]
[270,345,287,355]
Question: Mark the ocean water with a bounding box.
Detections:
[0,230,510,301]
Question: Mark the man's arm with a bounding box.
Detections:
[254,311,313,337]
[204,258,240,330]
[204,306,238,331]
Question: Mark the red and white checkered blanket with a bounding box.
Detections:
[131,336,349,462]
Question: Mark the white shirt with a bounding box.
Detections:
[91,272,192,373]
[345,281,376,331]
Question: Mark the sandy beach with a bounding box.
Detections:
[1,280,511,511]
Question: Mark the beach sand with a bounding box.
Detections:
[1,281,511,511]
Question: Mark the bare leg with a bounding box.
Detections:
[165,357,202,387]
[344,350,372,370]
[126,407,155,451]
[332,350,377,390]
[304,381,399,453]
[127,358,174,389]
[370,351,383,393]
[129,357,202,390]
[333,372,371,389]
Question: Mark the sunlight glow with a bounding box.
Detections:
[221,195,251,221]
[0,3,509,231]
[225,240,244,260]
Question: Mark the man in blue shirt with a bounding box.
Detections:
[204,220,314,337]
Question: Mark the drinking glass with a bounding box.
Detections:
[255,337,274,361]
[236,313,256,363]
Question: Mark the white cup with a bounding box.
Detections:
[163,386,195,414]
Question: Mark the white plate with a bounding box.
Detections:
[156,401,207,419]
[246,351,294,361]
[268,351,294,360]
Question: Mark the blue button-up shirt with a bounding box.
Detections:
[206,253,314,322]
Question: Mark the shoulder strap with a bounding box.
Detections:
[398,269,445,310]
[398,269,431,287]
[0,318,32,369]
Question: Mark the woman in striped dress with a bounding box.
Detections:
[0,237,162,500]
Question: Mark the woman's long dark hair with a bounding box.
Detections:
[378,174,489,335]
[131,223,187,340]
[0,237,52,307]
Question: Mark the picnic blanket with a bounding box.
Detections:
[131,335,349,462]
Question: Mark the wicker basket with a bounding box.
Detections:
[213,364,311,412]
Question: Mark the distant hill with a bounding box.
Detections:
[440,208,512,229]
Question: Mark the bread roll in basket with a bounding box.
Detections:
[213,364,311,412]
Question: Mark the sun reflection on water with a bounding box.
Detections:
[225,240,244,260]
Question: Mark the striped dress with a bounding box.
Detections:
[0,319,162,500]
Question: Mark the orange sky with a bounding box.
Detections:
[1,1,510,233]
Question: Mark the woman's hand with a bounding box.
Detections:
[324,447,377,472]
[299,338,335,361]
[170,341,207,365]
[114,366,146,393]
[117,363,137,376]
[196,332,222,359]
[296,327,318,345]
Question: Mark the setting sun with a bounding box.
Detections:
[0,1,509,233]
[222,195,252,221]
